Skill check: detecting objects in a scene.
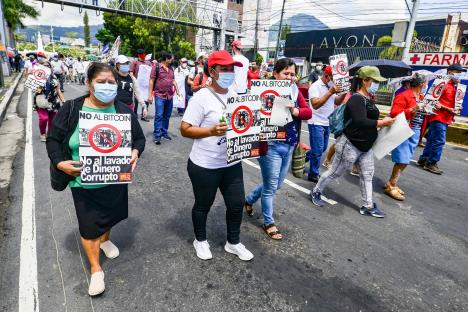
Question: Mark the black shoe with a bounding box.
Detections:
[424,163,443,175]
[416,159,426,167]
[162,135,172,141]
[141,117,150,122]
[307,174,319,183]
[154,138,161,145]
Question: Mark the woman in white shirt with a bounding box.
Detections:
[180,50,254,262]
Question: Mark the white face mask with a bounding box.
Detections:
[181,63,187,69]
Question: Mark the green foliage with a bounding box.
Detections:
[83,12,91,47]
[56,47,87,58]
[376,35,392,47]
[379,46,402,60]
[3,0,39,28]
[14,33,27,42]
[18,42,37,51]
[280,24,291,40]
[97,0,196,59]
[256,53,263,65]
[45,43,58,52]
[65,32,78,39]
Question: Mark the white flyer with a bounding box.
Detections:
[136,64,152,99]
[373,112,414,160]
[269,96,293,126]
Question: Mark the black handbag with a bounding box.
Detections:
[49,100,75,191]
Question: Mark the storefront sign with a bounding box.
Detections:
[407,53,468,67]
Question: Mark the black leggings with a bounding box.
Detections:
[187,159,245,244]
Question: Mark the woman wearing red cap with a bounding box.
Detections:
[180,50,254,262]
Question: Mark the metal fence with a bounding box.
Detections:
[333,47,403,64]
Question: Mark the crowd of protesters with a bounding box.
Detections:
[18,39,465,297]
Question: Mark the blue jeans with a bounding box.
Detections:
[307,124,330,176]
[419,121,448,164]
[153,96,173,139]
[245,141,294,225]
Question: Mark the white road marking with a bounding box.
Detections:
[242,159,337,205]
[18,90,39,312]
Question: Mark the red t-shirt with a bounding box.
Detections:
[390,88,417,121]
[429,80,456,125]
[247,69,260,89]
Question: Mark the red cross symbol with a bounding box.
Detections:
[409,54,420,64]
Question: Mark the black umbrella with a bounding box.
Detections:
[348,59,412,78]
[25,52,37,58]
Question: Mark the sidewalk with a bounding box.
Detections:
[0,73,22,127]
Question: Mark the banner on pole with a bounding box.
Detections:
[25,64,51,91]
[250,79,293,141]
[329,54,350,95]
[79,112,133,185]
[225,94,262,164]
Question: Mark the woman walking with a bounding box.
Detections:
[180,50,253,261]
[309,66,395,218]
[46,63,145,296]
[384,73,427,200]
[244,58,312,240]
[34,59,65,142]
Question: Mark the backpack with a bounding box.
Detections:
[328,103,350,137]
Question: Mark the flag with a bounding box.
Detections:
[101,44,110,54]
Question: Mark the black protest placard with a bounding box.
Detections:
[79,112,133,185]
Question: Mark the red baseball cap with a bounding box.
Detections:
[231,40,242,49]
[37,51,46,57]
[208,50,243,68]
[324,65,332,76]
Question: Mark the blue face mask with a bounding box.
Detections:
[119,64,130,74]
[367,82,379,94]
[93,83,117,103]
[216,72,235,89]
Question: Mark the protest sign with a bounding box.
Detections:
[250,79,293,141]
[373,112,414,160]
[225,93,262,164]
[79,112,133,185]
[422,78,448,114]
[270,97,293,126]
[455,84,466,111]
[24,64,51,91]
[136,64,152,101]
[329,54,350,95]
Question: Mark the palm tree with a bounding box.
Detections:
[3,0,39,29]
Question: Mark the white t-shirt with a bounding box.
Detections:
[24,60,35,73]
[182,87,238,169]
[233,54,249,94]
[308,79,336,126]
[51,60,64,75]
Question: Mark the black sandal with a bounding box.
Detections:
[244,202,254,216]
[262,224,283,240]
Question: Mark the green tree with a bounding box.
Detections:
[3,0,39,28]
[83,12,91,47]
[280,24,291,40]
[65,32,78,39]
[256,53,263,65]
[14,33,27,42]
[45,43,59,52]
[18,42,37,51]
[97,0,196,59]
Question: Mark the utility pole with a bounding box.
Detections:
[253,0,260,59]
[402,0,420,62]
[274,0,286,62]
[51,26,55,53]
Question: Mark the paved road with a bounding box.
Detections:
[1,82,468,312]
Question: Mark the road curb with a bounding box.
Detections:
[0,74,23,128]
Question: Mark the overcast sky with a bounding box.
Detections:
[23,0,468,29]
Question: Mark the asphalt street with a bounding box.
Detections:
[1,82,467,312]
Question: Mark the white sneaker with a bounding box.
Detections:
[88,271,105,296]
[40,134,46,142]
[100,240,119,259]
[193,239,213,260]
[224,242,254,261]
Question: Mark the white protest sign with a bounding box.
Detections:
[24,64,51,91]
[270,96,293,126]
[79,112,133,185]
[329,54,350,95]
[422,78,448,114]
[225,93,262,164]
[455,84,466,111]
[250,79,293,141]
[373,112,414,160]
[136,64,152,100]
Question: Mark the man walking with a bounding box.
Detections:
[231,40,249,94]
[148,52,179,145]
[307,65,345,183]
[418,63,466,174]
[130,48,153,121]
[51,54,66,92]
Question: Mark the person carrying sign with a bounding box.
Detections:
[417,63,466,174]
[46,63,145,296]
[244,58,312,240]
[384,73,428,201]
[180,50,254,262]
[306,65,346,183]
[130,48,153,122]
[309,66,395,218]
